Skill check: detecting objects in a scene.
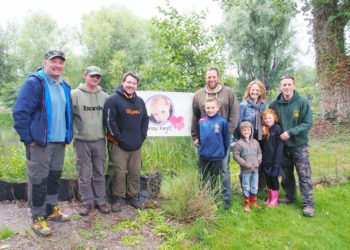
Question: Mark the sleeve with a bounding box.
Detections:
[191,95,201,140]
[140,100,149,142]
[233,142,246,167]
[273,126,284,168]
[228,89,240,134]
[13,78,41,145]
[103,96,123,142]
[257,141,262,165]
[234,103,245,140]
[223,120,230,154]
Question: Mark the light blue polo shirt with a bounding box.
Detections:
[46,76,66,142]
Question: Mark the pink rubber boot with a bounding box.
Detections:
[264,189,272,205]
[267,190,279,208]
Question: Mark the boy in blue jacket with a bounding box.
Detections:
[197,98,230,201]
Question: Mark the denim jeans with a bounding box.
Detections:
[241,170,259,198]
[221,147,231,201]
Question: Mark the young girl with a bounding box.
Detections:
[261,109,284,207]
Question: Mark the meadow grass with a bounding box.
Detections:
[180,182,350,249]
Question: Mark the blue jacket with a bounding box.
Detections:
[198,113,230,161]
[13,72,73,147]
[234,99,266,140]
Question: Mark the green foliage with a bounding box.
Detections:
[0,145,26,182]
[141,137,198,174]
[81,5,153,90]
[140,2,225,92]
[0,228,13,240]
[219,0,297,91]
[0,112,13,127]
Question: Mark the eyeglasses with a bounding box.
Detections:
[89,75,101,79]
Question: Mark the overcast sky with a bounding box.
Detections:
[1,0,314,66]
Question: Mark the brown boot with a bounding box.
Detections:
[250,195,262,209]
[243,197,251,212]
[129,197,144,209]
[96,203,110,214]
[111,198,124,213]
[79,204,93,216]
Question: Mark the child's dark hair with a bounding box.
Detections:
[262,109,279,139]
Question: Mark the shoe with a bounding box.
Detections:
[243,197,251,212]
[47,206,70,222]
[32,217,52,237]
[111,199,124,213]
[264,189,272,205]
[250,195,262,209]
[129,197,144,209]
[224,200,231,210]
[279,197,296,204]
[303,206,315,217]
[267,190,279,208]
[96,203,110,214]
[79,204,93,216]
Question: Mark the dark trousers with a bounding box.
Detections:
[199,158,222,194]
[266,175,279,191]
[282,145,314,208]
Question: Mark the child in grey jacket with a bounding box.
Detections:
[233,121,262,212]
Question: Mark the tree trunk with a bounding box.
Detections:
[312,2,350,122]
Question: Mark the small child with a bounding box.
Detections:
[233,121,262,212]
[261,109,284,207]
[197,98,230,197]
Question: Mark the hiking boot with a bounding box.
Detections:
[279,197,296,204]
[79,204,93,217]
[32,217,52,237]
[96,203,110,214]
[224,200,231,210]
[129,197,144,209]
[303,206,315,217]
[111,199,124,213]
[47,206,70,222]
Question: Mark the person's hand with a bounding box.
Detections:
[280,131,290,141]
[29,141,36,147]
[193,138,200,148]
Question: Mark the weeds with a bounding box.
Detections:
[0,227,13,240]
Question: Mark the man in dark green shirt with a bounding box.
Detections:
[270,75,315,217]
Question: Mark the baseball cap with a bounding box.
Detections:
[44,50,65,60]
[85,66,102,76]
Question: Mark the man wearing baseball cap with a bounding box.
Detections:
[13,50,73,236]
[71,66,110,216]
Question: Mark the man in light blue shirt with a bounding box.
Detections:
[13,50,73,237]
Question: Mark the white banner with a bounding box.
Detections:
[137,91,194,137]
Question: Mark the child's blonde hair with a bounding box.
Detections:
[262,109,279,139]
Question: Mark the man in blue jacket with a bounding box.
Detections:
[13,50,73,236]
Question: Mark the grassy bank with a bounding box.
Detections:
[170,182,350,249]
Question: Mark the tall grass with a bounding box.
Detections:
[0,112,12,127]
[160,167,218,222]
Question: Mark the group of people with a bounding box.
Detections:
[13,50,149,237]
[12,50,315,238]
[191,68,315,216]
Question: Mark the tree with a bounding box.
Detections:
[219,0,297,92]
[140,3,225,92]
[81,5,153,91]
[304,0,350,121]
